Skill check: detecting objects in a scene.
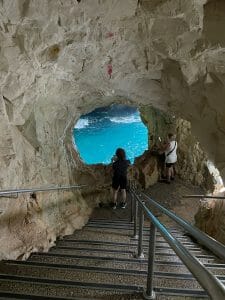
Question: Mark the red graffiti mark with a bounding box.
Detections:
[107,64,112,78]
[106,32,114,38]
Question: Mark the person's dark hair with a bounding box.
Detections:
[168,133,175,140]
[115,148,126,160]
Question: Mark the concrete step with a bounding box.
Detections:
[64,230,191,247]
[0,262,196,284]
[86,222,183,233]
[61,237,199,247]
[0,217,222,299]
[74,225,188,238]
[27,254,225,275]
[86,223,181,233]
[57,239,201,252]
[47,246,216,265]
[0,266,205,291]
[73,228,194,245]
[62,236,198,248]
[0,276,142,299]
[0,291,89,299]
[3,259,225,280]
[53,241,205,255]
[0,288,208,300]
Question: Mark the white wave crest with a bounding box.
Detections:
[74,118,89,129]
[109,115,141,124]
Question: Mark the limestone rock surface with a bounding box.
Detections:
[195,195,225,245]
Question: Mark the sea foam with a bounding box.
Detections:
[109,115,141,124]
[74,118,89,129]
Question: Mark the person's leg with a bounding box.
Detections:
[168,167,172,181]
[171,166,174,179]
[171,165,176,180]
[166,166,169,181]
[166,164,172,183]
[167,163,175,181]
[113,188,119,202]
[161,154,166,179]
[120,189,127,208]
[112,176,119,208]
[119,177,127,208]
[112,187,119,209]
[162,163,166,178]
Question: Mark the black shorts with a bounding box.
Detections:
[112,176,127,190]
[166,163,175,168]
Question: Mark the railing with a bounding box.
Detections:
[0,184,87,198]
[183,194,225,199]
[141,191,225,261]
[129,183,225,300]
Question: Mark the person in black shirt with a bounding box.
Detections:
[111,148,130,209]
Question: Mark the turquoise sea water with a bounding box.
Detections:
[73,105,148,164]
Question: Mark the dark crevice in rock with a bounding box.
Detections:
[3,95,13,122]
[58,16,61,27]
[20,0,30,18]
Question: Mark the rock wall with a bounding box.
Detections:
[195,196,225,245]
[140,106,216,191]
[0,0,225,258]
[140,106,175,148]
[175,118,215,191]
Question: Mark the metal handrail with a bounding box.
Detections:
[0,185,87,197]
[141,191,225,261]
[183,195,225,199]
[131,187,225,300]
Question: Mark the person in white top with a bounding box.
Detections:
[161,133,177,183]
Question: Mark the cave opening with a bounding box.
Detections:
[73,104,148,165]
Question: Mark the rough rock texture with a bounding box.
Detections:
[133,151,158,189]
[195,195,225,245]
[175,118,215,191]
[140,106,176,148]
[0,0,225,257]
[140,106,217,191]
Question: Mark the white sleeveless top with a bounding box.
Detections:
[165,140,177,163]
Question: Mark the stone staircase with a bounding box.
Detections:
[0,217,225,299]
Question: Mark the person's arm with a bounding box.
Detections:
[163,142,170,151]
[158,141,169,154]
[111,155,117,163]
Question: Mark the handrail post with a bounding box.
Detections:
[136,201,144,258]
[143,221,156,300]
[133,194,138,239]
[130,189,134,223]
[129,181,134,223]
